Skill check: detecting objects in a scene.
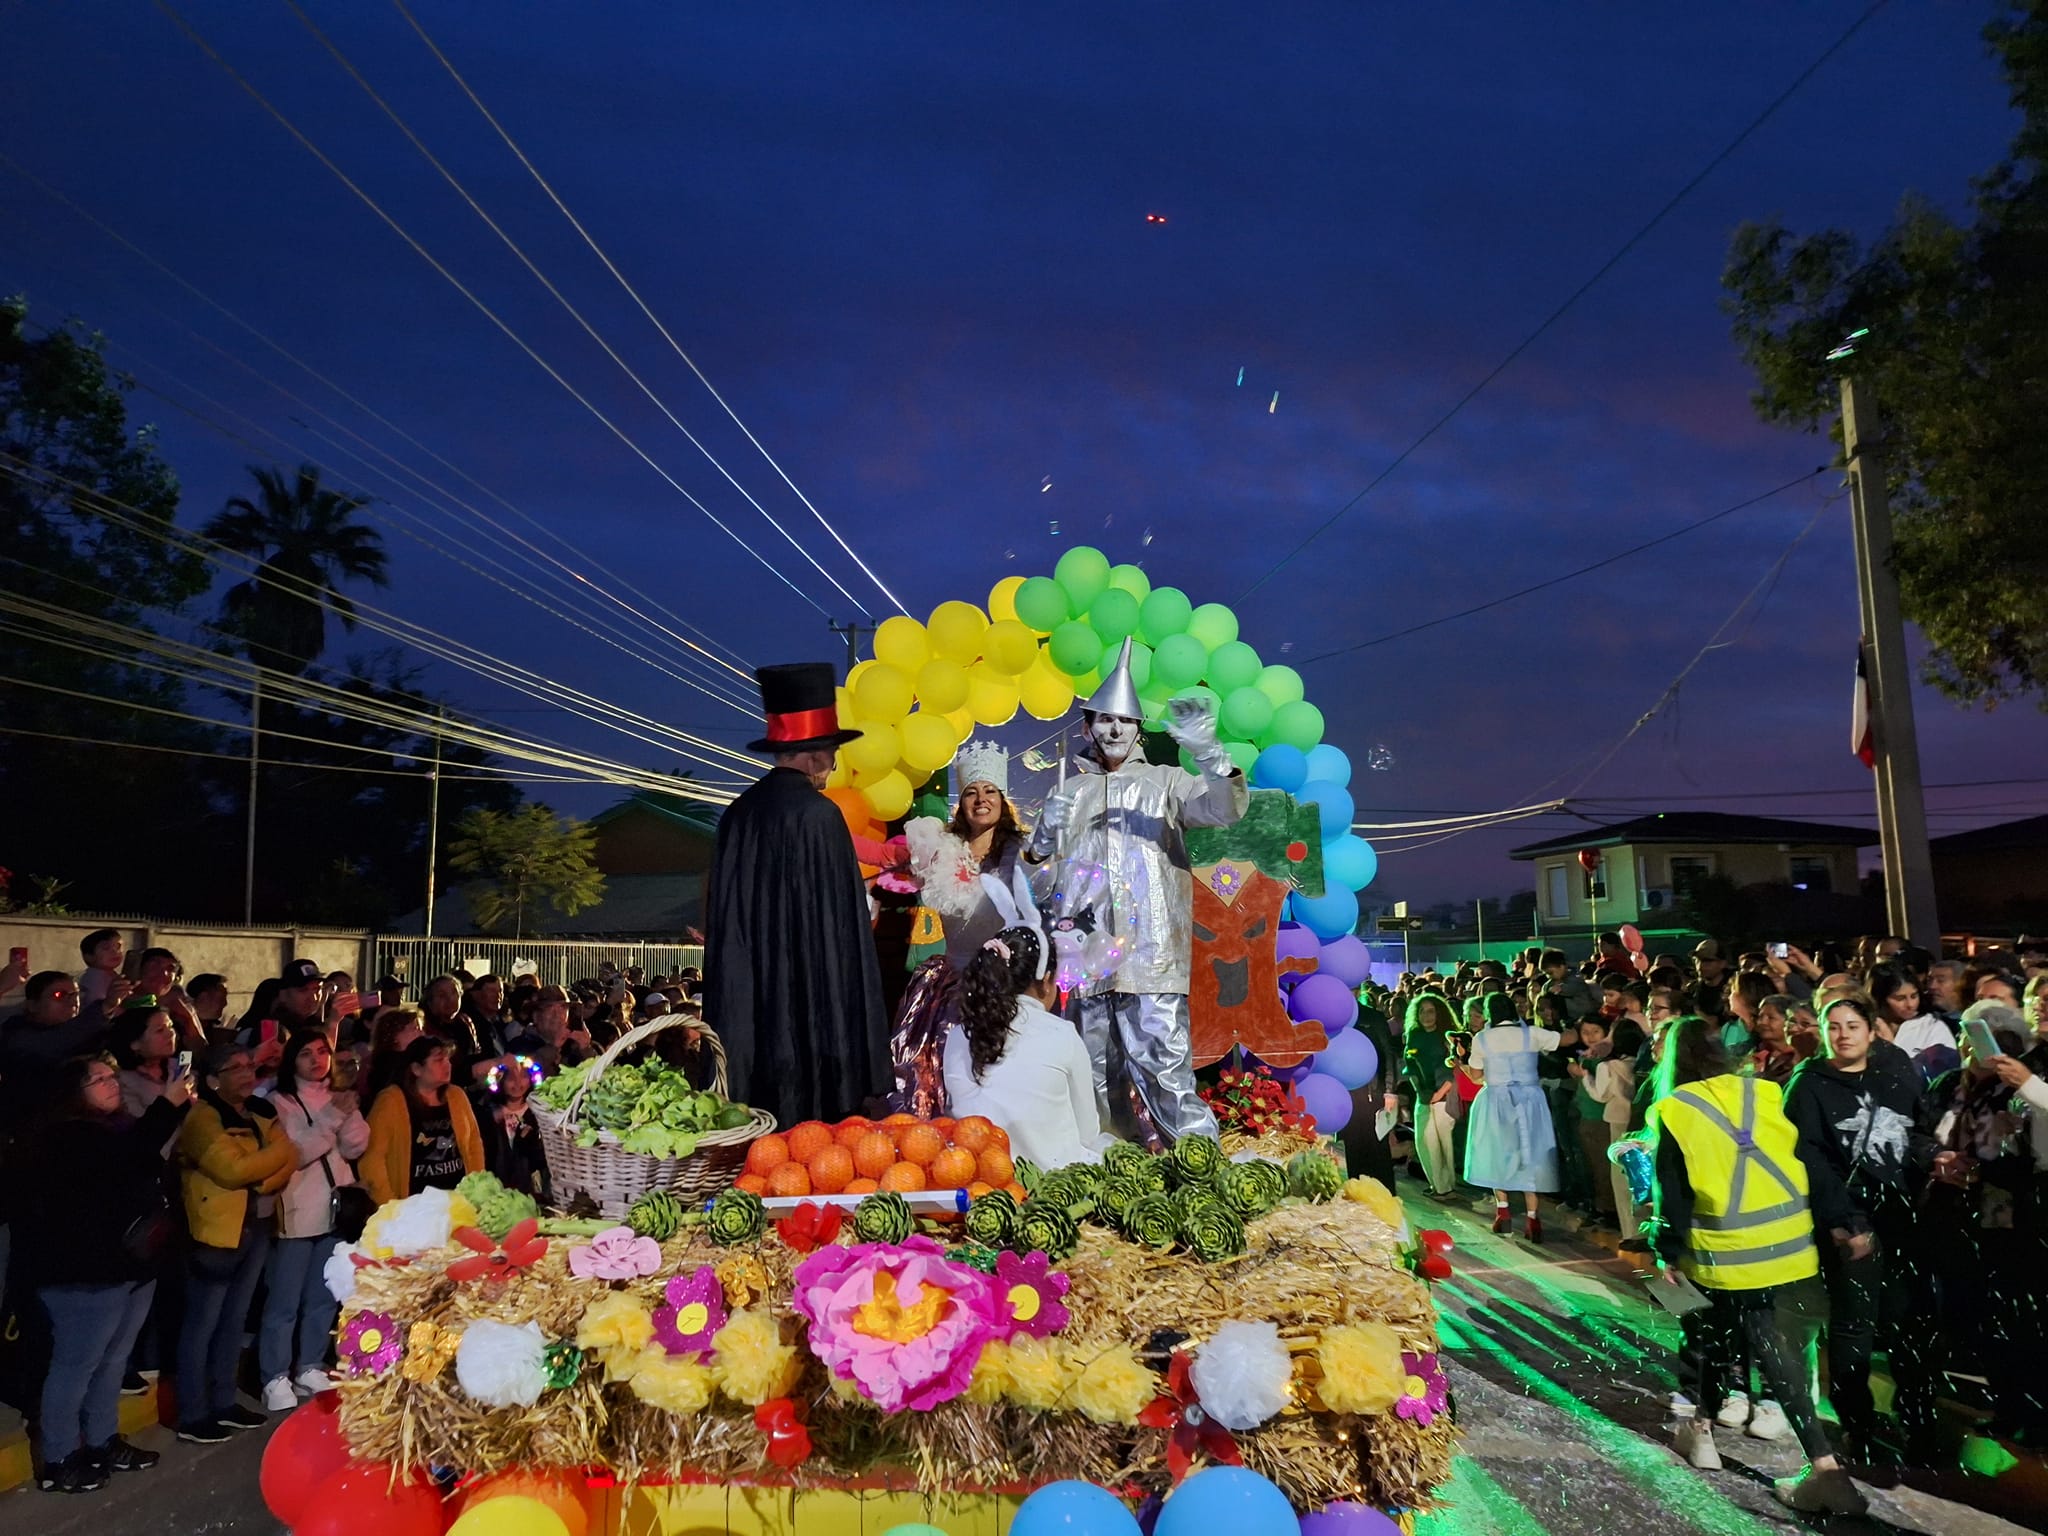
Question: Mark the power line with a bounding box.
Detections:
[1237,0,1891,599]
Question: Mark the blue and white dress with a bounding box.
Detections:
[1462,1023,1561,1193]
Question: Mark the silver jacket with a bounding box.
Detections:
[1028,744,1249,996]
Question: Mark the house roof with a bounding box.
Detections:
[1510,811,1876,861]
[1930,813,2048,854]
[590,790,725,835]
[394,873,705,939]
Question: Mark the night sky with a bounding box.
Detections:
[4,2,2041,907]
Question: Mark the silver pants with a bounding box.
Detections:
[1075,992,1218,1146]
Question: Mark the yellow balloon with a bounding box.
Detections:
[447,1495,572,1536]
[865,768,913,820]
[845,659,874,694]
[942,704,978,742]
[873,615,929,674]
[825,756,852,790]
[982,618,1040,676]
[843,720,899,776]
[915,656,970,713]
[1020,653,1075,720]
[835,686,857,729]
[851,758,891,789]
[967,663,1021,726]
[852,662,914,723]
[899,711,957,774]
[926,600,989,665]
[988,575,1025,624]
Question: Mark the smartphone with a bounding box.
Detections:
[172,1050,193,1081]
[1964,1018,2003,1061]
[8,946,26,970]
[1770,942,1789,960]
[259,1018,279,1044]
[331,990,362,1018]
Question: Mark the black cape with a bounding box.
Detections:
[703,767,888,1125]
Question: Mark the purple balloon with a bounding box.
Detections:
[1267,1058,1314,1084]
[1296,1071,1353,1135]
[1314,1027,1379,1091]
[1274,922,1321,968]
[1298,1505,1402,1536]
[1288,973,1359,1034]
[1315,935,1370,988]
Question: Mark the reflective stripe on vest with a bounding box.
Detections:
[1661,1076,1818,1291]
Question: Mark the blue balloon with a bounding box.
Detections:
[1293,885,1360,940]
[1012,1481,1142,1536]
[1288,972,1359,1035]
[1295,1070,1354,1135]
[1251,744,1309,794]
[1315,1025,1379,1090]
[1297,780,1353,840]
[1155,1468,1299,1536]
[1316,934,1372,988]
[1303,743,1352,789]
[1322,834,1377,892]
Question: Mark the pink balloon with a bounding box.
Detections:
[1619,923,1644,953]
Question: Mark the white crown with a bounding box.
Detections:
[952,739,1010,798]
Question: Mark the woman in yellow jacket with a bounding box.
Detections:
[1649,1017,1862,1516]
[175,1041,299,1442]
[362,1035,484,1206]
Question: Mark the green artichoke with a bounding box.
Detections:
[1167,1133,1225,1189]
[1062,1162,1105,1197]
[707,1186,766,1246]
[627,1189,687,1241]
[851,1191,915,1245]
[456,1170,507,1209]
[1120,1192,1179,1250]
[1233,1158,1289,1212]
[1012,1157,1045,1196]
[1101,1141,1154,1180]
[476,1186,540,1241]
[1217,1160,1280,1221]
[964,1189,1019,1248]
[1016,1203,1080,1262]
[1287,1149,1345,1202]
[1176,1196,1247,1263]
[1094,1177,1145,1227]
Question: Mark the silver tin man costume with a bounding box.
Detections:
[1027,639,1248,1142]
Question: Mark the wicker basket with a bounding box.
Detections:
[532,1016,775,1219]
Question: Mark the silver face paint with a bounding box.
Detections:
[1089,713,1141,767]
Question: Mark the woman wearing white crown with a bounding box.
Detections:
[885,740,1027,1115]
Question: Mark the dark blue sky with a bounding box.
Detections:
[4,2,2041,904]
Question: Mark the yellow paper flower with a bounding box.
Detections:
[400,1320,461,1384]
[1315,1323,1406,1415]
[577,1293,656,1381]
[1002,1334,1074,1412]
[716,1255,773,1310]
[827,1370,865,1402]
[1063,1342,1157,1426]
[1342,1175,1403,1228]
[624,1347,715,1415]
[711,1309,802,1406]
[965,1340,1011,1405]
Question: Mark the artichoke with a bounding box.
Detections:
[456,1170,507,1209]
[1102,1141,1154,1180]
[627,1189,687,1241]
[1094,1177,1144,1227]
[1031,1168,1090,1217]
[1287,1149,1345,1202]
[1016,1203,1080,1262]
[1233,1158,1289,1212]
[476,1186,540,1241]
[1167,1133,1225,1189]
[1012,1156,1045,1197]
[1176,1196,1247,1263]
[1062,1162,1105,1198]
[1120,1192,1179,1250]
[1217,1160,1280,1221]
[964,1189,1019,1248]
[852,1191,915,1245]
[707,1186,766,1246]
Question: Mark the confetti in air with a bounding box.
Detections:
[1103,514,1114,529]
[1269,391,1280,414]
[1236,366,1244,387]
[1021,748,1058,772]
[1366,744,1396,771]
[1279,641,1295,653]
[1049,519,1061,536]
[1041,476,1053,494]
[1004,548,1017,561]
[1145,212,1169,225]
[1141,526,1154,547]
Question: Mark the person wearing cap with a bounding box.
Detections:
[1026,638,1248,1144]
[702,663,889,1126]
[1693,939,1731,998]
[375,974,406,1011]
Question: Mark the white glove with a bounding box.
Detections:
[1165,696,1233,776]
[1028,793,1067,859]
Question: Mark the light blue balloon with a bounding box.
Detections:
[1304,743,1352,788]
[1010,1481,1142,1536]
[1315,1025,1379,1090]
[1322,834,1378,892]
[1155,1467,1299,1536]
[1298,779,1354,839]
[1293,885,1360,940]
[1251,743,1309,793]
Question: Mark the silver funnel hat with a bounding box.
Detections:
[1081,636,1143,719]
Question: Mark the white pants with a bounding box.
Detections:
[1419,1100,1458,1194]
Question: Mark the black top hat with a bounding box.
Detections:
[748,663,865,754]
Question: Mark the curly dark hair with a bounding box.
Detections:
[958,925,1044,1082]
[946,792,1022,859]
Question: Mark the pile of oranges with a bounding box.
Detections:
[735,1112,1021,1201]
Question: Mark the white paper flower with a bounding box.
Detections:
[324,1243,361,1305]
[455,1319,548,1409]
[1189,1319,1294,1430]
[371,1186,458,1257]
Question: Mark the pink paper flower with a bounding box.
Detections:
[1395,1351,1449,1427]
[339,1309,403,1377]
[790,1236,1001,1412]
[568,1225,664,1282]
[653,1265,728,1357]
[992,1249,1070,1340]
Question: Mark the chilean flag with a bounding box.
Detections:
[1852,650,1876,769]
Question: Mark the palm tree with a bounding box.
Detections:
[203,463,387,675]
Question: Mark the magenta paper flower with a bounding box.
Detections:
[653,1265,728,1357]
[790,1236,1001,1412]
[1395,1352,1449,1427]
[568,1225,663,1282]
[992,1249,1070,1339]
[339,1309,404,1377]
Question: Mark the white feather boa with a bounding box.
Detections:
[903,817,987,923]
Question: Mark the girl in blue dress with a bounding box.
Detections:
[1462,993,1561,1240]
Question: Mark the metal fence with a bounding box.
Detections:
[370,936,705,991]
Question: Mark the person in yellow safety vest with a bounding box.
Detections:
[1648,1018,1866,1517]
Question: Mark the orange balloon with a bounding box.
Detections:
[455,1473,592,1536]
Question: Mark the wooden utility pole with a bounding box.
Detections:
[423,706,446,936]
[244,676,261,925]
[828,621,873,675]
[1840,376,1940,947]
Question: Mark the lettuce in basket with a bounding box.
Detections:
[619,1123,701,1159]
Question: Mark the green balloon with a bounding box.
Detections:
[1089,588,1140,644]
[1049,620,1101,675]
[1071,666,1102,695]
[1151,633,1208,691]
[1014,575,1069,632]
[1220,685,1274,740]
[1101,638,1152,692]
[1186,602,1239,651]
[1255,663,1305,707]
[1174,684,1220,713]
[1055,546,1112,612]
[1205,639,1262,695]
[1226,740,1261,775]
[1139,691,1169,730]
[1107,563,1152,602]
[1138,586,1193,646]
[1270,698,1325,751]
[882,1525,952,1536]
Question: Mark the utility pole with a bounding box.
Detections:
[1840,375,1940,947]
[1473,898,1485,962]
[244,675,261,925]
[424,706,445,937]
[828,620,874,675]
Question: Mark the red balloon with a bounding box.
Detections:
[1618,922,1644,954]
[296,1461,446,1536]
[1577,849,1602,874]
[260,1394,350,1528]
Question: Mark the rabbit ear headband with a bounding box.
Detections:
[978,863,1051,980]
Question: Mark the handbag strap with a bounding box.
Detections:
[287,1092,340,1188]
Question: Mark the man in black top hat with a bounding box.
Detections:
[703,663,888,1125]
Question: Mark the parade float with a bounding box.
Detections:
[264,553,1450,1536]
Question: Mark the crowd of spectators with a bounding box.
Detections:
[0,936,702,1494]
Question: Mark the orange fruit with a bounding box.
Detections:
[951,1115,997,1153]
[745,1134,791,1177]
[967,1180,994,1200]
[845,1177,880,1195]
[987,1124,1011,1151]
[853,1130,899,1180]
[785,1121,834,1164]
[1003,1180,1028,1201]
[833,1120,873,1151]
[976,1146,1015,1188]
[934,1117,957,1136]
[766,1162,813,1198]
[929,1146,978,1190]
[734,1173,769,1196]
[883,1112,918,1126]
[879,1161,927,1193]
[808,1144,855,1194]
[897,1123,946,1167]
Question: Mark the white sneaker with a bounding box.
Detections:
[1715,1391,1751,1429]
[261,1376,297,1413]
[294,1368,334,1395]
[1746,1399,1791,1441]
[1673,1412,1723,1470]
